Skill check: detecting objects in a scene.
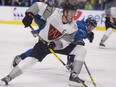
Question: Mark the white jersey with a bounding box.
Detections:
[26,2,77,50]
[110,7,116,23]
[104,7,116,23]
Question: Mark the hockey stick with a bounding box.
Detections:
[48,48,75,71]
[84,62,97,87]
[48,48,66,66]
[29,25,40,37]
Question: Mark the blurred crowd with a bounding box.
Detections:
[0,0,116,10]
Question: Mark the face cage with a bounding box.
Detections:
[88,23,96,30]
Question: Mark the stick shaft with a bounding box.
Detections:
[84,62,97,87]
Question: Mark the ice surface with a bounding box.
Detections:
[0,24,116,87]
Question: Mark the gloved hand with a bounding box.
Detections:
[87,32,94,43]
[22,12,34,27]
[76,40,85,46]
[48,42,56,49]
[72,39,85,46]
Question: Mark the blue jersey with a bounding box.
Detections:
[73,20,88,42]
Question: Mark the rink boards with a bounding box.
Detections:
[0,6,107,31]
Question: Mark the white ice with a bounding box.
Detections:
[0,24,116,87]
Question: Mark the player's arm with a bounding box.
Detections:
[22,2,55,27]
[72,29,87,46]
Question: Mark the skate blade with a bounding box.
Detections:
[68,81,83,87]
[98,45,105,49]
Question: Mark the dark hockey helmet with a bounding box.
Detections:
[61,0,77,11]
[85,17,97,27]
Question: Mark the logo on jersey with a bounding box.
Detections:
[48,24,62,40]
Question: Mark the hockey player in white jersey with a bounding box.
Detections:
[99,7,116,47]
[11,17,96,87]
[0,0,85,86]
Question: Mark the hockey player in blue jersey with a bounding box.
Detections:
[12,17,97,70]
[67,17,97,70]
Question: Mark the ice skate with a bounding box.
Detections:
[99,42,105,48]
[69,72,84,83]
[0,76,11,86]
[0,80,7,86]
[69,72,86,87]
[12,55,22,67]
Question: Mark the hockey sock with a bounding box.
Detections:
[20,49,33,60]
[73,60,84,74]
[101,28,113,44]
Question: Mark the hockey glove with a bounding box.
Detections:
[87,32,94,43]
[76,40,85,46]
[72,39,85,46]
[22,12,34,27]
[48,42,56,49]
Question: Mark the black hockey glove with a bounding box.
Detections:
[48,42,56,49]
[76,40,85,46]
[87,32,94,43]
[72,39,85,46]
[22,12,34,27]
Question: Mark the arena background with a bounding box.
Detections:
[0,6,107,31]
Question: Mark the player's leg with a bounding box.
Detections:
[0,57,38,86]
[99,27,113,47]
[69,45,87,83]
[66,54,75,71]
[99,17,113,47]
[0,41,50,85]
[12,49,32,67]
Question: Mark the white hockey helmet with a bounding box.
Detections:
[111,7,116,18]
